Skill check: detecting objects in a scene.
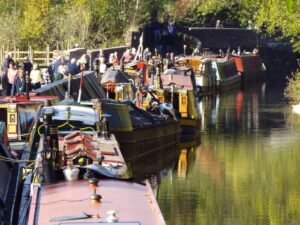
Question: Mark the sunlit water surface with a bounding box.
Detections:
[155,75,300,225]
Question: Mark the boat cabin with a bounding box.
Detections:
[0,95,57,151]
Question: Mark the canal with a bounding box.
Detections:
[155,74,300,225]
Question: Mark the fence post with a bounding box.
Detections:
[17,48,20,63]
[13,42,16,62]
[46,44,50,66]
[29,45,33,63]
[0,46,2,63]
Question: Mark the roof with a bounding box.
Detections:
[35,179,165,225]
[43,105,98,125]
[161,72,194,90]
[33,72,106,101]
[101,69,131,85]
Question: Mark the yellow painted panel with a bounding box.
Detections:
[8,124,17,134]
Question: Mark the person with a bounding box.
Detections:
[215,20,223,28]
[53,63,68,82]
[108,53,116,64]
[11,70,25,96]
[93,54,106,78]
[252,47,259,55]
[114,52,119,65]
[7,61,18,95]
[152,18,161,45]
[77,54,89,71]
[41,68,51,85]
[22,56,33,75]
[50,56,64,76]
[99,55,107,74]
[131,48,137,57]
[143,48,151,61]
[1,53,14,96]
[30,63,43,90]
[167,19,176,51]
[121,48,133,63]
[67,58,79,76]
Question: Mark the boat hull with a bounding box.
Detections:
[231,55,266,80]
[113,121,181,162]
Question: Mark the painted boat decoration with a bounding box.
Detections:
[231,54,266,80]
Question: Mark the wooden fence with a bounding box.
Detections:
[0,45,55,66]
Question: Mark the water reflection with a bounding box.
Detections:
[157,76,300,225]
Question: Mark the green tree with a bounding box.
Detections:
[20,0,51,47]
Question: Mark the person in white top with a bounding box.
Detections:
[30,63,43,90]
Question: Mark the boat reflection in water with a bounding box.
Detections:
[199,79,266,131]
[127,140,181,181]
[147,140,200,198]
[155,75,300,225]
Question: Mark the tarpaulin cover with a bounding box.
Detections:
[101,69,131,84]
[121,101,175,128]
[215,59,238,80]
[33,72,106,101]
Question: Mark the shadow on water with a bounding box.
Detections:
[156,72,300,225]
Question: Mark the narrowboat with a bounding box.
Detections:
[176,55,241,95]
[212,58,241,91]
[17,106,166,225]
[33,71,181,163]
[176,56,216,95]
[231,54,266,80]
[0,122,22,225]
[156,66,201,141]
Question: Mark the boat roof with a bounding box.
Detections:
[161,71,194,90]
[34,179,165,225]
[42,105,99,125]
[101,69,131,85]
[0,95,57,105]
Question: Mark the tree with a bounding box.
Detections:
[20,0,51,47]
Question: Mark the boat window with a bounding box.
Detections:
[0,109,7,125]
[18,104,40,140]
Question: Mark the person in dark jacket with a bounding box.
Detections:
[22,56,33,76]
[11,70,25,96]
[67,58,79,76]
[1,53,14,96]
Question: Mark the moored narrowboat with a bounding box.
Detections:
[17,106,166,225]
[231,54,266,80]
[0,122,22,225]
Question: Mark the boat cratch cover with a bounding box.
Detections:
[33,71,106,101]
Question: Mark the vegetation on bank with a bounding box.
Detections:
[285,71,300,103]
[0,0,299,52]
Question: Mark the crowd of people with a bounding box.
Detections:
[0,44,173,97]
[0,53,83,96]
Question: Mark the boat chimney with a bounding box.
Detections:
[183,45,187,56]
[92,99,102,136]
[89,178,102,204]
[66,73,72,99]
[41,108,56,184]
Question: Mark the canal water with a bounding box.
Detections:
[155,74,300,225]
